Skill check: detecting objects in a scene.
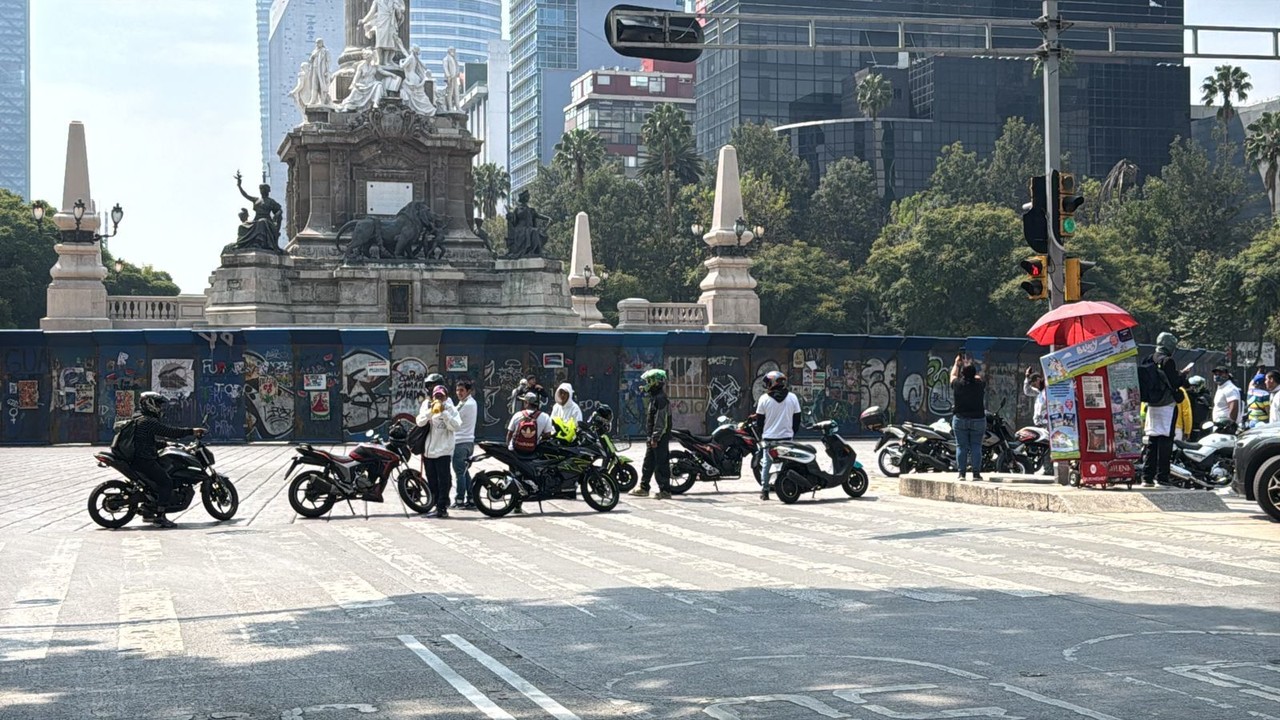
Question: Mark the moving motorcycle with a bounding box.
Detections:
[468,440,619,517]
[769,420,869,504]
[90,435,239,529]
[284,422,432,517]
[667,415,762,494]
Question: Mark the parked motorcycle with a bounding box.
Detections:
[90,434,239,529]
[861,406,908,477]
[769,420,869,504]
[578,406,638,492]
[284,422,432,517]
[667,415,762,494]
[1015,425,1052,474]
[1137,419,1236,489]
[468,440,619,517]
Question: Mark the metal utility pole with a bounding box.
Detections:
[1037,0,1066,310]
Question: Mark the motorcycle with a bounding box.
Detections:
[284,422,432,517]
[578,406,638,492]
[1015,426,1052,474]
[769,420,869,504]
[1137,419,1236,489]
[861,406,909,478]
[667,415,762,494]
[90,434,239,529]
[468,440,619,517]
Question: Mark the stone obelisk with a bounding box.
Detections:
[41,122,111,331]
[567,212,610,329]
[697,145,766,334]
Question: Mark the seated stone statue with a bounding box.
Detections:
[504,190,549,259]
[228,171,283,253]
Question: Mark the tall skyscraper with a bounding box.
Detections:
[260,0,343,217]
[408,0,502,78]
[0,0,30,199]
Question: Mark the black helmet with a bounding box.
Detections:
[388,422,408,441]
[589,404,614,432]
[139,391,167,416]
[764,370,787,391]
[425,372,445,389]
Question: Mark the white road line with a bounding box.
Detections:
[993,683,1124,720]
[117,587,184,656]
[398,634,516,720]
[0,538,81,662]
[443,633,582,720]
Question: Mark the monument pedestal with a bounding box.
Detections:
[41,242,110,331]
[697,255,766,334]
[203,251,295,327]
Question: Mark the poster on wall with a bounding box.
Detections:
[152,359,195,400]
[310,391,330,420]
[115,390,135,418]
[1081,376,1106,409]
[74,385,95,414]
[1085,419,1109,453]
[365,360,390,378]
[542,353,565,369]
[446,356,468,372]
[1107,361,1143,458]
[303,374,327,391]
[1045,381,1079,459]
[16,381,38,410]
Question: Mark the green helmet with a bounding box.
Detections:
[640,368,667,392]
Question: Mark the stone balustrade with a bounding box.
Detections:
[616,298,708,331]
[106,295,207,328]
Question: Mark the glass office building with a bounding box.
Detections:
[699,0,1188,195]
[0,0,30,199]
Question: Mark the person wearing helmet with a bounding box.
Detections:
[753,370,801,501]
[416,385,461,518]
[1186,374,1212,432]
[631,368,673,499]
[118,391,205,528]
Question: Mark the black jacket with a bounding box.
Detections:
[129,414,194,460]
[645,390,671,441]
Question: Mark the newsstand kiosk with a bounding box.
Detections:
[1039,328,1144,488]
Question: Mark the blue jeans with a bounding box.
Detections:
[953,416,985,477]
[452,442,474,504]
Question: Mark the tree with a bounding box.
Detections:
[0,191,57,328]
[1201,64,1253,123]
[753,241,858,333]
[856,73,892,123]
[639,103,702,235]
[729,123,810,197]
[552,128,606,188]
[473,162,510,220]
[1244,111,1280,217]
[100,249,181,297]
[925,142,985,207]
[983,117,1044,209]
[806,156,882,265]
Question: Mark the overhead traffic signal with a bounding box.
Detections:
[605,5,704,63]
[1021,175,1048,254]
[1065,256,1096,302]
[1053,171,1084,241]
[1020,255,1048,301]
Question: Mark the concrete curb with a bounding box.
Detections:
[898,474,1229,514]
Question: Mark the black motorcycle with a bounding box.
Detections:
[668,415,762,493]
[578,406,638,492]
[90,436,239,529]
[770,420,869,503]
[284,422,432,517]
[861,406,908,477]
[468,440,619,517]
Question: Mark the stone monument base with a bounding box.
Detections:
[697,255,766,334]
[41,242,111,331]
[202,250,296,327]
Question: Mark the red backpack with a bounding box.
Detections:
[513,410,541,453]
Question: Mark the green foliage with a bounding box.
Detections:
[984,118,1044,210]
[729,122,810,199]
[1201,64,1253,122]
[856,73,892,122]
[925,142,985,207]
[473,162,510,219]
[0,191,57,328]
[552,128,606,187]
[1244,111,1280,217]
[753,242,857,333]
[806,156,882,264]
[640,103,702,237]
[101,250,181,297]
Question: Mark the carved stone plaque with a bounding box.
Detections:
[366,182,412,216]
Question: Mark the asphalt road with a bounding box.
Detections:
[0,441,1276,720]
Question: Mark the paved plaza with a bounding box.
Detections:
[0,442,1276,719]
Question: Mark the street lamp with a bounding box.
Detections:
[733,216,746,244]
[70,198,125,245]
[690,223,704,237]
[753,224,765,241]
[30,203,44,225]
[113,259,124,273]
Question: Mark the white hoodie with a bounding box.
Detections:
[416,394,462,459]
[551,382,582,424]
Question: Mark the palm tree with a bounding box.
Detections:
[1245,111,1280,217]
[640,103,702,233]
[856,72,894,204]
[1201,64,1253,123]
[553,128,606,188]
[473,162,510,220]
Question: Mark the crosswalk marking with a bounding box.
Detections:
[399,634,517,720]
[0,538,80,662]
[117,587,184,656]
[443,633,583,720]
[315,572,394,610]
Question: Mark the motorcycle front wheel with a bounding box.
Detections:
[289,471,336,518]
[581,468,619,512]
[667,450,699,495]
[843,468,869,498]
[611,463,639,493]
[397,469,433,514]
[472,470,519,518]
[877,442,903,477]
[202,477,239,521]
[88,480,137,529]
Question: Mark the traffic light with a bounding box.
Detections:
[1065,256,1097,302]
[1020,255,1048,300]
[605,5,704,63]
[1053,170,1084,241]
[1021,175,1048,254]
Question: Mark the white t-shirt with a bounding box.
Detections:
[455,396,477,443]
[1213,381,1242,423]
[755,392,801,440]
[506,409,553,448]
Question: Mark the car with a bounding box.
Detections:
[1232,425,1280,521]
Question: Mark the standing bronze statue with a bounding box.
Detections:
[504,189,549,258]
[230,171,284,253]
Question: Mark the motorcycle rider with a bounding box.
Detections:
[1211,366,1242,426]
[754,370,801,501]
[630,369,673,499]
[1142,333,1189,487]
[117,391,205,528]
[1186,375,1212,432]
[551,382,582,425]
[418,385,461,518]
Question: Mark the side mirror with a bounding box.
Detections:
[717,415,731,424]
[365,429,375,438]
[606,5,704,63]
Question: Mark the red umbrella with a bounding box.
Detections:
[1027,301,1136,347]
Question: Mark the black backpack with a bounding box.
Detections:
[111,414,141,461]
[407,422,430,456]
[1138,356,1174,406]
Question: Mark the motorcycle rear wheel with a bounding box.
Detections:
[667,450,699,495]
[775,475,803,504]
[289,471,336,518]
[581,468,619,512]
[997,454,1029,475]
[611,463,639,493]
[397,469,433,514]
[202,477,239,521]
[88,480,137,529]
[472,470,519,518]
[843,468,869,498]
[877,442,903,477]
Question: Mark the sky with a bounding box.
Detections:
[29,0,1280,294]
